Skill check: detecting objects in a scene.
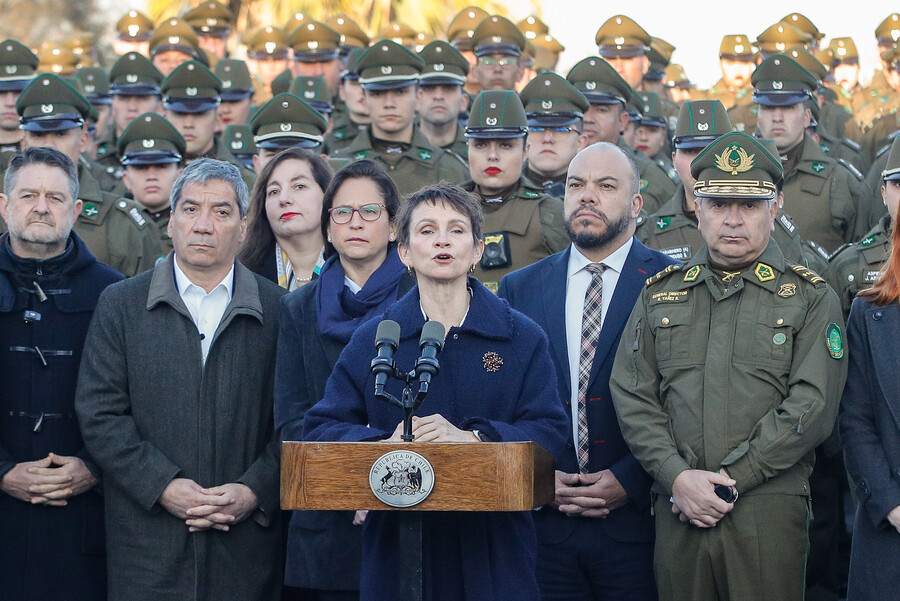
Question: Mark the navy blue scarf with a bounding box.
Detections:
[316,248,406,344]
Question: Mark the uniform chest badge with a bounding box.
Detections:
[82,203,99,218]
[483,352,503,372]
[812,162,825,173]
[639,178,648,191]
[656,217,671,230]
[777,283,797,297]
[683,265,701,282]
[523,189,540,198]
[860,236,874,247]
[354,151,367,160]
[754,263,775,282]
[826,323,844,359]
[418,149,431,160]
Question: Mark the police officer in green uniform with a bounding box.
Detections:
[250,93,327,172]
[149,18,206,77]
[469,15,527,93]
[223,123,255,170]
[0,41,38,173]
[244,26,290,105]
[112,9,153,57]
[638,100,828,272]
[753,54,868,253]
[10,74,162,276]
[519,72,589,199]
[416,40,470,161]
[827,136,900,318]
[634,90,677,182]
[215,58,255,126]
[183,0,234,62]
[160,60,254,186]
[566,56,676,213]
[329,40,468,197]
[117,112,185,254]
[288,20,343,104]
[324,48,369,153]
[463,89,568,291]
[706,35,756,112]
[288,75,334,117]
[611,130,846,601]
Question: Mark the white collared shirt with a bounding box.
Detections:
[564,238,633,448]
[173,256,234,365]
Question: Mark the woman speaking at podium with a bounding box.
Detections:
[303,183,569,601]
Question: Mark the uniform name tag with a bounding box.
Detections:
[660,245,691,260]
[864,270,879,282]
[650,290,688,303]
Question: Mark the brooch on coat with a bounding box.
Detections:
[483,352,503,372]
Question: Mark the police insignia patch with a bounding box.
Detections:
[418,149,431,160]
[812,162,824,173]
[714,144,755,176]
[639,179,648,191]
[683,265,701,282]
[82,203,99,217]
[523,190,539,198]
[656,217,671,230]
[777,283,797,297]
[826,323,843,359]
[860,236,874,247]
[354,151,366,160]
[754,263,775,282]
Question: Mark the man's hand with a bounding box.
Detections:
[670,469,736,528]
[556,469,629,518]
[0,454,98,506]
[160,478,233,531]
[887,506,900,534]
[186,483,258,533]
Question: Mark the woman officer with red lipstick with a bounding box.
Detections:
[461,90,569,292]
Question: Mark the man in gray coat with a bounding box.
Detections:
[75,159,286,601]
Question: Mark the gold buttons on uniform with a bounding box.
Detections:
[776,318,784,325]
[661,317,670,325]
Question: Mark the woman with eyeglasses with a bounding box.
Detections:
[239,148,332,290]
[275,159,415,601]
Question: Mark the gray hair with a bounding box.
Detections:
[5,147,79,202]
[579,142,641,194]
[170,158,249,218]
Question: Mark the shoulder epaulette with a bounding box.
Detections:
[827,242,852,262]
[645,262,683,287]
[788,262,826,286]
[841,138,862,152]
[876,143,892,159]
[807,239,830,260]
[837,158,863,180]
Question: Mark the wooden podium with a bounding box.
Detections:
[282,441,555,601]
[281,441,555,511]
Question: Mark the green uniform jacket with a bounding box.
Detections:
[73,164,164,277]
[726,102,757,135]
[825,214,891,318]
[637,187,830,272]
[818,128,869,175]
[330,126,469,197]
[324,112,366,155]
[782,134,867,254]
[617,138,676,214]
[440,123,469,163]
[464,176,569,292]
[705,79,754,110]
[610,240,847,497]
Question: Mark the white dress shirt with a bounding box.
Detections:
[173,256,234,365]
[564,238,633,449]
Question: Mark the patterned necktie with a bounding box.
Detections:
[577,262,606,472]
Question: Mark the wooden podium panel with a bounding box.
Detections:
[281,441,555,511]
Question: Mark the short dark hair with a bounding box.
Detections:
[395,183,483,247]
[5,147,79,201]
[170,158,249,217]
[320,159,402,259]
[238,147,332,270]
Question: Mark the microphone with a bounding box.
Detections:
[414,321,445,393]
[371,320,401,396]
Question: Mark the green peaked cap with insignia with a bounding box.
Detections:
[17,73,91,131]
[0,40,39,92]
[566,56,631,106]
[752,54,818,106]
[691,131,783,199]
[117,112,185,165]
[288,76,333,115]
[882,136,900,181]
[594,15,651,59]
[215,59,254,101]
[109,52,163,96]
[466,89,528,138]
[472,15,526,57]
[519,72,588,127]
[418,40,469,85]
[250,92,327,150]
[356,39,423,90]
[673,99,733,149]
[224,124,257,159]
[161,60,221,113]
[636,91,666,127]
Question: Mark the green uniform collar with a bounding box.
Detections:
[794,134,832,178]
[677,239,786,292]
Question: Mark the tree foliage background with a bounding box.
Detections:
[0,0,104,46]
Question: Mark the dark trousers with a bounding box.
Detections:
[536,514,656,601]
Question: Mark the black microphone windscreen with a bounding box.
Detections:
[375,319,401,346]
[420,320,446,348]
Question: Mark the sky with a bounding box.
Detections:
[502,0,894,89]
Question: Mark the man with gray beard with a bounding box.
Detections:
[499,142,677,600]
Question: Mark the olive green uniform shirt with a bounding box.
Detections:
[464,176,569,293]
[330,126,469,197]
[324,111,366,154]
[705,79,754,110]
[617,137,677,214]
[610,240,846,498]
[825,214,891,319]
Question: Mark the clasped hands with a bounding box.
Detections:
[0,453,98,506]
[670,468,737,528]
[160,478,258,533]
[554,469,628,518]
[386,414,480,443]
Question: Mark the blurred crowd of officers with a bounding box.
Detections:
[4,2,900,600]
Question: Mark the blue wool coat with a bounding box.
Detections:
[303,278,569,601]
[840,296,900,600]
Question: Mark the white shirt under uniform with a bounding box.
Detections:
[564,237,633,451]
[173,257,234,365]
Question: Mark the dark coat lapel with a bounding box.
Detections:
[867,303,900,428]
[540,248,571,399]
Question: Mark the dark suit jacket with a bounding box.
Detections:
[840,296,900,600]
[498,239,678,544]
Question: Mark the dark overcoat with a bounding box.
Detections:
[75,254,286,601]
[275,272,416,590]
[0,232,122,601]
[840,296,900,600]
[303,278,569,601]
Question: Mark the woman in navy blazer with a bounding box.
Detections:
[840,212,900,601]
[304,183,569,601]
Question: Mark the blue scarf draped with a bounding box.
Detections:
[316,248,407,344]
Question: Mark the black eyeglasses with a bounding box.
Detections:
[328,203,385,224]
